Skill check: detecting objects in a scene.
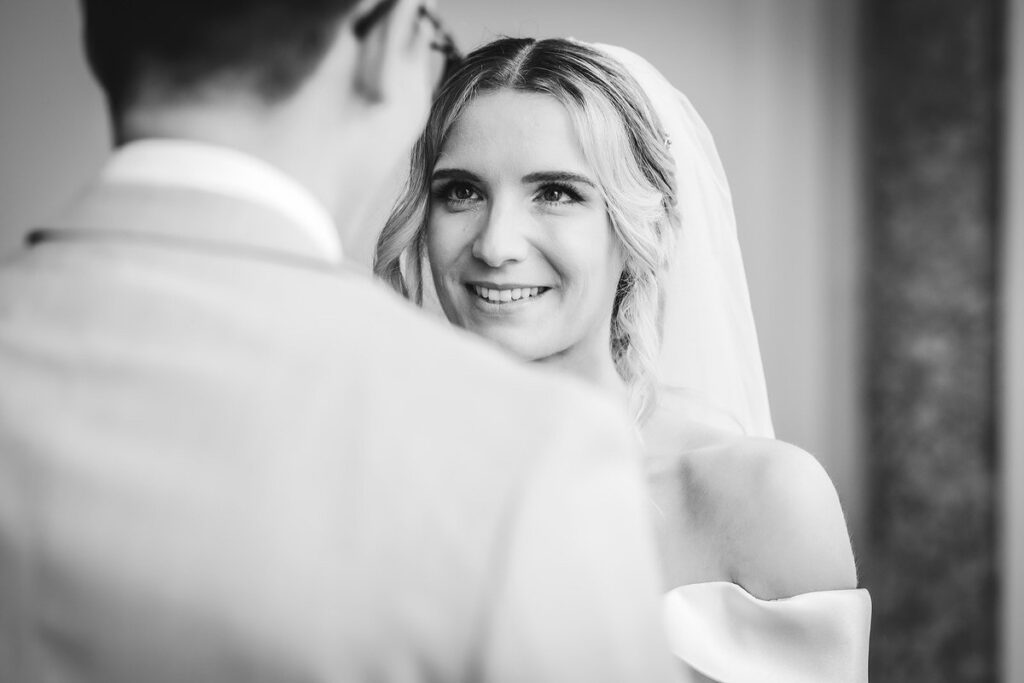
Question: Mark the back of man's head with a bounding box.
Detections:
[80,0,361,118]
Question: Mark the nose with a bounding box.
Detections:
[471,198,529,267]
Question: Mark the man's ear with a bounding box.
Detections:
[347,0,431,104]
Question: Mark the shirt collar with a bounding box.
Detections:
[98,139,342,262]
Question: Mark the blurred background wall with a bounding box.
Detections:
[0,0,1019,680]
[861,1,1003,680]
[0,0,108,257]
[1003,0,1024,681]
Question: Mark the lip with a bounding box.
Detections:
[462,281,552,309]
[465,280,550,290]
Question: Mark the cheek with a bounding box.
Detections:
[425,211,469,275]
[552,216,624,294]
[598,219,627,287]
[570,228,626,327]
[607,239,627,287]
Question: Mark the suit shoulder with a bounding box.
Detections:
[297,273,637,462]
[327,276,627,414]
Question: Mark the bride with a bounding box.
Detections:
[374,36,870,682]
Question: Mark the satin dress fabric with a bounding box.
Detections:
[664,582,871,682]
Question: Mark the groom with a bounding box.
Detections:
[0,1,682,681]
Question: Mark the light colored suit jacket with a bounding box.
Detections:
[0,175,680,682]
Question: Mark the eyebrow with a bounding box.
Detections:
[431,168,597,188]
[521,171,597,188]
[431,168,482,183]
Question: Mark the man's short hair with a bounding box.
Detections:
[81,0,361,115]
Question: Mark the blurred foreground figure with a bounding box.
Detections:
[0,2,680,681]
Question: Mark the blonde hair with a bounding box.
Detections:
[374,37,679,422]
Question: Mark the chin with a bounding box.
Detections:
[467,324,553,363]
[436,288,560,360]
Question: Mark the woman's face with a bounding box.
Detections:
[426,89,624,364]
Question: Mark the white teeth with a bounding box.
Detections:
[472,285,545,303]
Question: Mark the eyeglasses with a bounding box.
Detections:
[353,0,463,94]
[418,5,462,88]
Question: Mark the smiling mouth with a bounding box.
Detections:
[467,284,550,304]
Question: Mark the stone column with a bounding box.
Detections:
[862,1,1004,681]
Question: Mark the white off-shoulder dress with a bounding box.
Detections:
[663,581,871,682]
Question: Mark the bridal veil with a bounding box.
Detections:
[593,44,775,439]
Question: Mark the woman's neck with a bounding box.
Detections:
[535,338,627,404]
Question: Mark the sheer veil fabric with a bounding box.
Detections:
[592,43,775,439]
[591,44,869,683]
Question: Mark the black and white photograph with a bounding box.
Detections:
[0,1,1021,681]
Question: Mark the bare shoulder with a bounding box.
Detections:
[690,436,858,598]
[643,392,857,599]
